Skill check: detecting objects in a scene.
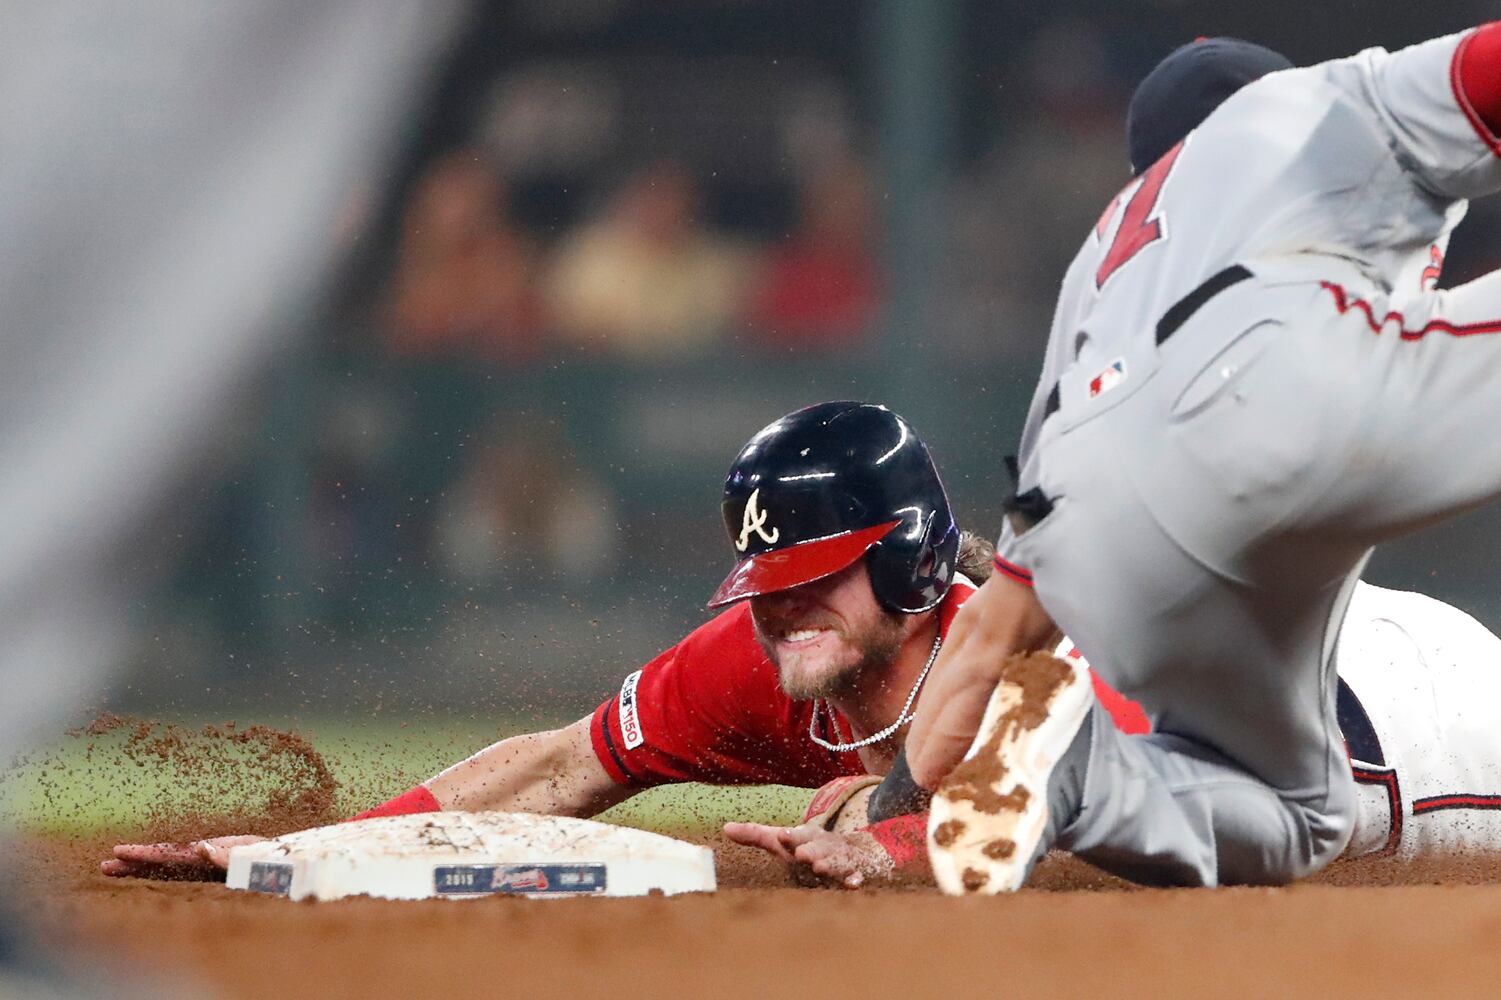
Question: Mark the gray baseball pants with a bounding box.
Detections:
[1019,255,1501,885]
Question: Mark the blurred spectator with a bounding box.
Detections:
[743,157,880,350]
[434,416,617,584]
[385,150,545,363]
[939,20,1131,359]
[545,162,749,358]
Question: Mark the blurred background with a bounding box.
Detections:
[33,0,1501,730]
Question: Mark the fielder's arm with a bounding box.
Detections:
[725,574,1059,889]
[904,572,1058,789]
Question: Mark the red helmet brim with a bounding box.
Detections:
[706,520,901,608]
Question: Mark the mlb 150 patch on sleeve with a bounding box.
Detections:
[618,669,644,749]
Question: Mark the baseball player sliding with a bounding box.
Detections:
[105,403,1501,888]
[846,22,1501,895]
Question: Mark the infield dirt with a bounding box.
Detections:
[17,833,1501,1000]
[14,719,1501,999]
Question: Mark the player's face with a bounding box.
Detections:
[748,561,905,701]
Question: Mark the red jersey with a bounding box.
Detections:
[589,581,975,787]
[589,580,1152,789]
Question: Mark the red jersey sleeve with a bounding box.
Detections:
[588,604,864,788]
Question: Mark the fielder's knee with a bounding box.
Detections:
[1222,776,1356,886]
[1295,773,1357,879]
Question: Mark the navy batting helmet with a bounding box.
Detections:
[1127,37,1293,175]
[708,401,959,614]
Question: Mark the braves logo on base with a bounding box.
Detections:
[433,863,608,896]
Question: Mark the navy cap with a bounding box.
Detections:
[1127,37,1293,175]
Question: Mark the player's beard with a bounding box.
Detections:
[756,611,907,702]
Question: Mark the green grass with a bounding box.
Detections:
[0,716,811,838]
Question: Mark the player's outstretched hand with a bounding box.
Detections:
[723,821,891,889]
[101,835,266,879]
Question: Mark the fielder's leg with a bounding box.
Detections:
[948,272,1379,890]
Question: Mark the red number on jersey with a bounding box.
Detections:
[1095,141,1184,289]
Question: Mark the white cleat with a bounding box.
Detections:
[928,651,1094,895]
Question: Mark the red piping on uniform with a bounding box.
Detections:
[992,554,1034,587]
[1321,281,1501,340]
[1412,793,1501,814]
[1452,23,1501,157]
[1350,765,1402,858]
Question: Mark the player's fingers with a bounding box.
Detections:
[195,835,262,869]
[112,842,202,866]
[805,851,860,886]
[791,838,834,865]
[799,842,849,873]
[780,825,818,846]
[776,823,824,850]
[722,822,795,861]
[100,852,222,882]
[722,821,774,846]
[194,840,231,869]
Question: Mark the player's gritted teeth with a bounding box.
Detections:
[773,626,841,655]
[745,560,912,700]
[753,609,844,647]
[750,597,870,699]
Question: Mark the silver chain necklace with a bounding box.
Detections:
[808,631,942,753]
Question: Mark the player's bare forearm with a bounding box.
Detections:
[905,573,1058,788]
[427,716,631,817]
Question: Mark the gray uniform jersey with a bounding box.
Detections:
[999,31,1492,579]
[999,29,1501,887]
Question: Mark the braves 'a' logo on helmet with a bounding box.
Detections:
[734,488,780,552]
